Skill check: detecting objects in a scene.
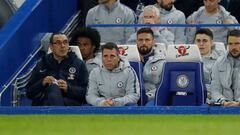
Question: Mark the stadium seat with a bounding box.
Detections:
[117,44,146,105]
[155,44,206,106]
[213,42,227,54]
[154,43,167,56]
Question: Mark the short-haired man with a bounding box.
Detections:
[194,28,225,103]
[72,27,102,73]
[26,33,89,106]
[136,27,165,103]
[211,29,240,106]
[86,42,140,106]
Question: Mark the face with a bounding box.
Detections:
[137,33,155,55]
[50,34,69,61]
[143,9,160,24]
[77,37,95,61]
[195,34,213,55]
[203,0,220,13]
[228,36,240,58]
[102,48,120,71]
[158,0,175,10]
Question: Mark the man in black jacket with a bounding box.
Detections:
[26,33,88,106]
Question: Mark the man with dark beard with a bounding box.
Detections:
[136,27,165,104]
[155,0,186,44]
[211,29,240,106]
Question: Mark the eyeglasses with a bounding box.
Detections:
[52,40,69,45]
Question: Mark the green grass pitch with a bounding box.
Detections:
[0,115,240,135]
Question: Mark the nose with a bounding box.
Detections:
[199,41,204,46]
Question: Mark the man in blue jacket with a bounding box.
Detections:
[26,33,89,106]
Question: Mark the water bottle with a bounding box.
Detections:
[135,0,144,20]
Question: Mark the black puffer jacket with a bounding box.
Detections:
[26,52,88,106]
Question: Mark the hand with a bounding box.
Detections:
[42,76,57,86]
[58,79,68,93]
[224,18,236,24]
[103,99,113,106]
[223,101,240,106]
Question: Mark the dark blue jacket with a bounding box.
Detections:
[26,51,88,106]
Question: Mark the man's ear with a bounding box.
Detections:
[49,44,53,52]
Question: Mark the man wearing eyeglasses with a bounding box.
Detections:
[26,33,89,106]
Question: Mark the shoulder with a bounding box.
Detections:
[69,53,86,68]
[88,5,100,14]
[187,6,204,21]
[172,6,186,17]
[89,66,101,78]
[118,3,135,15]
[215,54,228,66]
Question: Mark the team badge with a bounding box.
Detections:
[69,67,76,74]
[115,17,122,24]
[68,67,76,80]
[151,66,158,71]
[176,74,189,88]
[117,81,124,88]
[216,19,222,24]
[167,19,173,24]
[118,46,129,56]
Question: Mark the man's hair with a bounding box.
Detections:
[143,5,160,17]
[227,29,240,43]
[49,32,66,44]
[137,27,154,39]
[194,28,214,40]
[71,27,101,53]
[101,42,119,55]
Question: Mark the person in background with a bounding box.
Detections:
[86,0,135,44]
[26,33,88,106]
[71,27,102,73]
[155,0,186,44]
[211,29,240,106]
[128,5,174,45]
[86,42,140,106]
[186,0,238,45]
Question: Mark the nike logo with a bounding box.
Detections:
[98,83,104,86]
[39,69,46,73]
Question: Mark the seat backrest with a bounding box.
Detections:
[213,42,227,54]
[69,46,83,60]
[48,46,83,60]
[117,44,146,105]
[166,44,202,62]
[154,43,167,56]
[155,44,206,106]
